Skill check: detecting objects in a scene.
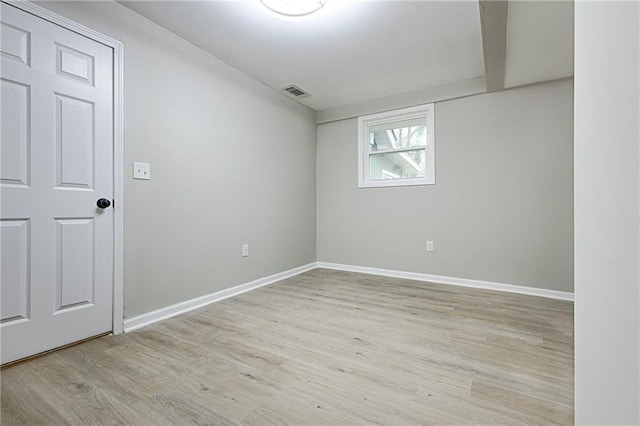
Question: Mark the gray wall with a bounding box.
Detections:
[574,1,639,423]
[38,1,317,318]
[317,79,574,292]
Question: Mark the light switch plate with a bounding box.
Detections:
[133,162,150,180]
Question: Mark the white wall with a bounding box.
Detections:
[36,1,318,318]
[317,79,574,292]
[574,1,640,424]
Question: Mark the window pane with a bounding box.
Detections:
[369,118,426,152]
[369,149,425,180]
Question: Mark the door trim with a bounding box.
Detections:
[4,0,125,334]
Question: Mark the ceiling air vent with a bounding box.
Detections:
[282,84,310,98]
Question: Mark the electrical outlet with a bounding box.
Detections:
[426,240,434,252]
[242,244,249,257]
[133,162,151,180]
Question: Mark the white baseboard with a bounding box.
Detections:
[124,261,573,332]
[123,262,317,332]
[315,262,574,302]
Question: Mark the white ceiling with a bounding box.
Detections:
[120,0,573,114]
[505,1,574,88]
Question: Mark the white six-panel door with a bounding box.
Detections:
[1,2,114,364]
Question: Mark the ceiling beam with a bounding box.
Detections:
[479,0,508,92]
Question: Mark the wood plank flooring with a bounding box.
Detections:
[1,269,574,425]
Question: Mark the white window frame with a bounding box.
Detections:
[357,103,435,188]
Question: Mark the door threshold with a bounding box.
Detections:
[1,332,112,369]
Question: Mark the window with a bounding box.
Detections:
[357,104,435,188]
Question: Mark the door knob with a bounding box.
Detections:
[96,198,111,209]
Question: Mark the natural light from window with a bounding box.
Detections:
[358,104,435,188]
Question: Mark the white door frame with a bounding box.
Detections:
[4,0,125,334]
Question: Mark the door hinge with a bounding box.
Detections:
[112,199,115,208]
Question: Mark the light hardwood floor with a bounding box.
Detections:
[1,269,574,425]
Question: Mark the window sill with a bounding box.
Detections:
[358,179,435,189]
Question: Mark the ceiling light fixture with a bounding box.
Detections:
[260,0,327,20]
